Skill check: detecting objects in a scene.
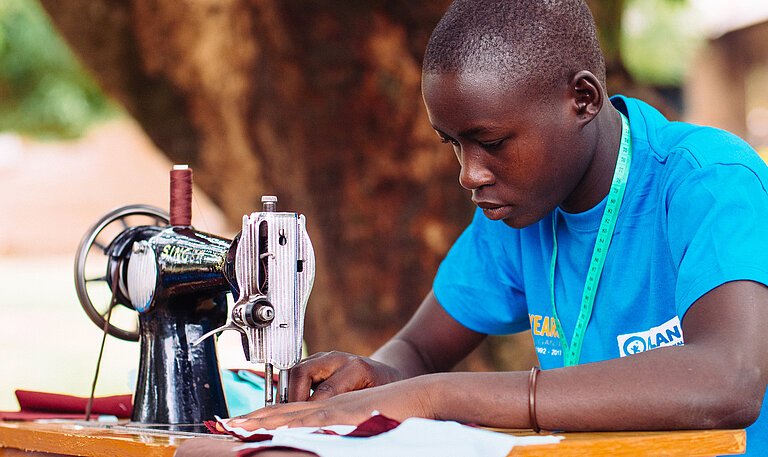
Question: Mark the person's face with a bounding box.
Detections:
[422,71,594,228]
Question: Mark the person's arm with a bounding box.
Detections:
[228,280,768,431]
[286,290,486,402]
[439,279,768,430]
[371,290,487,376]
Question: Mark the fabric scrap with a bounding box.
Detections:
[224,416,562,457]
[0,390,132,420]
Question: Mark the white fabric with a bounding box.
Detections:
[232,417,562,457]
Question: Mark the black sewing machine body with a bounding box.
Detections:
[104,225,234,424]
[75,197,314,429]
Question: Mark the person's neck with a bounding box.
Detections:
[559,103,623,214]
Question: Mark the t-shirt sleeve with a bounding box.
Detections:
[668,162,768,318]
[432,208,530,335]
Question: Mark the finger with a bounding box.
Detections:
[235,406,362,430]
[229,407,320,430]
[307,375,348,402]
[240,402,313,420]
[308,358,374,402]
[286,365,317,403]
[287,352,350,402]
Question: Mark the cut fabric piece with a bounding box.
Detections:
[212,414,400,442]
[217,415,562,457]
[0,390,132,420]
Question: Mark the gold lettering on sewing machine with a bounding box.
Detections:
[161,244,205,263]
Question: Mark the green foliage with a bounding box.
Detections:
[621,0,704,86]
[0,0,118,139]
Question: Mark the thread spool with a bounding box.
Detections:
[170,165,192,226]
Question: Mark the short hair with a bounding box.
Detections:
[423,0,606,95]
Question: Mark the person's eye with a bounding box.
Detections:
[479,138,505,149]
[440,136,460,147]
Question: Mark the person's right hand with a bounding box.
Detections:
[286,351,405,402]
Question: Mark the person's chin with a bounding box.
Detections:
[501,217,528,229]
[501,210,541,229]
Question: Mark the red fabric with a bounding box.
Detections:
[203,419,277,441]
[203,420,227,434]
[344,414,400,437]
[232,415,401,457]
[0,390,132,420]
[228,427,276,442]
[0,411,96,421]
[214,414,402,442]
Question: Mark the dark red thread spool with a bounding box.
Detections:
[170,165,193,226]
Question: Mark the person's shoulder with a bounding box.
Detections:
[622,96,764,172]
[662,123,758,169]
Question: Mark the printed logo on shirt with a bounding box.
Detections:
[529,314,561,358]
[616,316,684,357]
[529,313,559,338]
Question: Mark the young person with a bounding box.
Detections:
[226,1,768,454]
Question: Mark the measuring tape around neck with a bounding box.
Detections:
[549,111,632,367]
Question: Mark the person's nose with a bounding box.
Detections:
[458,151,494,190]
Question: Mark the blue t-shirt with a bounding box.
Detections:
[433,96,768,455]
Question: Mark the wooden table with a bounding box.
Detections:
[0,420,746,457]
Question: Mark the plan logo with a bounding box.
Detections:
[616,316,684,357]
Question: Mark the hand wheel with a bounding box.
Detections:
[74,204,169,341]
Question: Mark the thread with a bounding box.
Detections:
[170,165,193,226]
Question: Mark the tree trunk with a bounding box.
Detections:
[587,0,630,92]
[44,0,663,372]
[586,0,679,118]
[40,0,538,370]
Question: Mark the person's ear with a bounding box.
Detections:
[568,70,603,125]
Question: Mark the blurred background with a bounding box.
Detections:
[1,0,768,412]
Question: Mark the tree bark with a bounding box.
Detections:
[586,0,630,91]
[40,0,675,375]
[586,0,679,118]
[46,0,670,372]
[40,0,537,369]
[40,0,665,373]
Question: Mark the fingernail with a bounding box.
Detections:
[218,418,229,424]
[230,418,248,424]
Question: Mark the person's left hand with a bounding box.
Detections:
[219,376,437,431]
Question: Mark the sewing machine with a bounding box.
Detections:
[73,167,315,428]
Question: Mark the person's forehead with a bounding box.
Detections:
[422,71,535,129]
[424,70,511,95]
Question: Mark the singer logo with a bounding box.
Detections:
[616,316,684,357]
[161,244,206,263]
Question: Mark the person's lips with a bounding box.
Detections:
[474,201,514,221]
